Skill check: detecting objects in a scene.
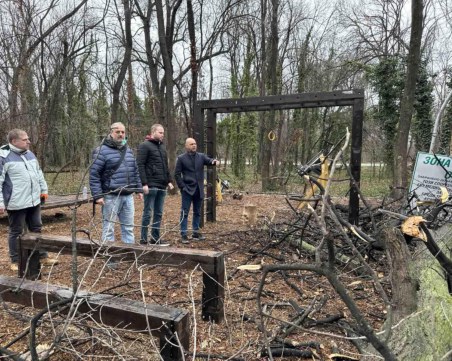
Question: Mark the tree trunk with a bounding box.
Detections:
[155,0,182,170]
[393,0,424,197]
[111,0,133,124]
[261,0,279,191]
[187,0,197,136]
[257,0,267,177]
[369,225,452,360]
[382,227,418,322]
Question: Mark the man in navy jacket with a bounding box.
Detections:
[174,138,219,243]
[90,122,143,244]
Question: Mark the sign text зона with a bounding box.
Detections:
[410,152,452,200]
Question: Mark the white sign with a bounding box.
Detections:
[409,152,452,200]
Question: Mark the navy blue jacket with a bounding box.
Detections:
[89,139,142,200]
[174,152,215,198]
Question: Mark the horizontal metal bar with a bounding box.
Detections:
[197,90,364,112]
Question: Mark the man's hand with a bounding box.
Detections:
[143,185,149,195]
[0,207,5,215]
[212,159,220,166]
[168,183,174,190]
[40,194,48,204]
[96,197,105,206]
[137,193,143,200]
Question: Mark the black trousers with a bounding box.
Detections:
[7,205,47,263]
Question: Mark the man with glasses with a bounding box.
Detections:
[90,122,143,245]
[0,129,58,271]
[137,124,174,246]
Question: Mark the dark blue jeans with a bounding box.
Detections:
[7,205,47,263]
[180,187,202,236]
[141,188,167,241]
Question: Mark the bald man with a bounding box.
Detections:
[174,138,219,243]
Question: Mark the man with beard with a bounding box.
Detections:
[90,122,143,244]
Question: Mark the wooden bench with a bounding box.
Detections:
[18,233,225,322]
[0,275,189,360]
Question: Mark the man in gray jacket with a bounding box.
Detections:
[0,129,58,271]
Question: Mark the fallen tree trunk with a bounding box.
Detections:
[367,224,452,360]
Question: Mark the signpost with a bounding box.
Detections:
[409,152,452,200]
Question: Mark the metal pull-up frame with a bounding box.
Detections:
[193,89,364,225]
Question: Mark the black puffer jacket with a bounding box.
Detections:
[136,138,172,189]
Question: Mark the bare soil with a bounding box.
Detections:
[0,192,388,360]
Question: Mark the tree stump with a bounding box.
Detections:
[383,227,418,322]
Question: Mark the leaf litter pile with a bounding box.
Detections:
[0,191,397,360]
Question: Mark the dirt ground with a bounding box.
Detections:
[0,192,387,360]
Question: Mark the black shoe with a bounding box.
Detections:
[139,239,148,245]
[192,233,206,241]
[180,235,190,244]
[150,239,170,247]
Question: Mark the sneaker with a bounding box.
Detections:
[180,235,190,244]
[10,263,18,271]
[192,233,206,241]
[150,239,170,247]
[40,257,59,266]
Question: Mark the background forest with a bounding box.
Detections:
[2,1,452,360]
[1,0,452,193]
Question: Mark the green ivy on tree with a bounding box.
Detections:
[365,56,405,174]
[412,58,434,152]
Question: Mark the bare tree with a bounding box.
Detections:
[5,0,90,130]
[111,0,133,124]
[393,0,425,196]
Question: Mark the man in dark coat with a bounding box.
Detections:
[136,124,173,246]
[174,138,219,243]
[89,122,143,244]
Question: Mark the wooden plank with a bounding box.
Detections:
[20,233,222,272]
[41,195,91,210]
[19,233,225,322]
[0,275,189,360]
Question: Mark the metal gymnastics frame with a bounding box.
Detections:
[193,89,364,225]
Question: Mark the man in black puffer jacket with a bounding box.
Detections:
[136,124,174,246]
[90,122,143,244]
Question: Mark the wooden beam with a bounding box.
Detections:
[349,97,364,224]
[0,275,189,360]
[206,109,217,223]
[197,89,364,112]
[19,233,225,322]
[41,195,91,210]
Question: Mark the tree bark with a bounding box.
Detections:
[369,225,452,360]
[154,0,182,170]
[111,0,133,124]
[261,0,279,191]
[382,227,418,322]
[393,0,424,196]
[187,0,197,136]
